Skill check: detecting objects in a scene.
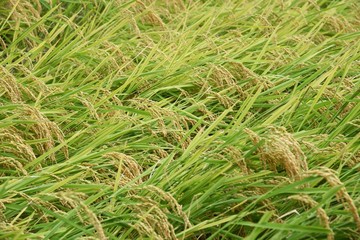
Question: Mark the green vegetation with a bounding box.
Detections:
[0,0,359,239]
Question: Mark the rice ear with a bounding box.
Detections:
[20,105,69,161]
[304,167,360,232]
[103,152,143,185]
[0,66,24,103]
[0,128,36,162]
[245,126,308,180]
[79,202,107,240]
[289,194,334,240]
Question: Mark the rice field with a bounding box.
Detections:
[0,0,359,239]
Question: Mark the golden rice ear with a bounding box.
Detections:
[5,0,46,43]
[289,194,334,240]
[142,185,192,229]
[122,9,142,36]
[165,0,185,12]
[244,128,261,145]
[79,202,107,240]
[0,157,28,176]
[19,105,68,161]
[209,65,247,99]
[0,104,68,166]
[0,128,36,162]
[128,98,196,149]
[347,151,360,168]
[127,194,177,240]
[125,185,192,238]
[323,14,355,33]
[244,126,308,180]
[132,1,165,28]
[103,152,143,185]
[42,190,86,210]
[14,65,50,95]
[101,41,137,72]
[225,146,249,174]
[229,62,255,79]
[209,91,232,108]
[42,191,92,233]
[304,167,360,232]
[211,65,236,88]
[228,62,273,91]
[11,191,59,223]
[7,0,42,23]
[0,35,6,49]
[0,66,24,103]
[76,93,100,120]
[0,64,53,103]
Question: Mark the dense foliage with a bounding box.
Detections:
[0,0,359,239]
